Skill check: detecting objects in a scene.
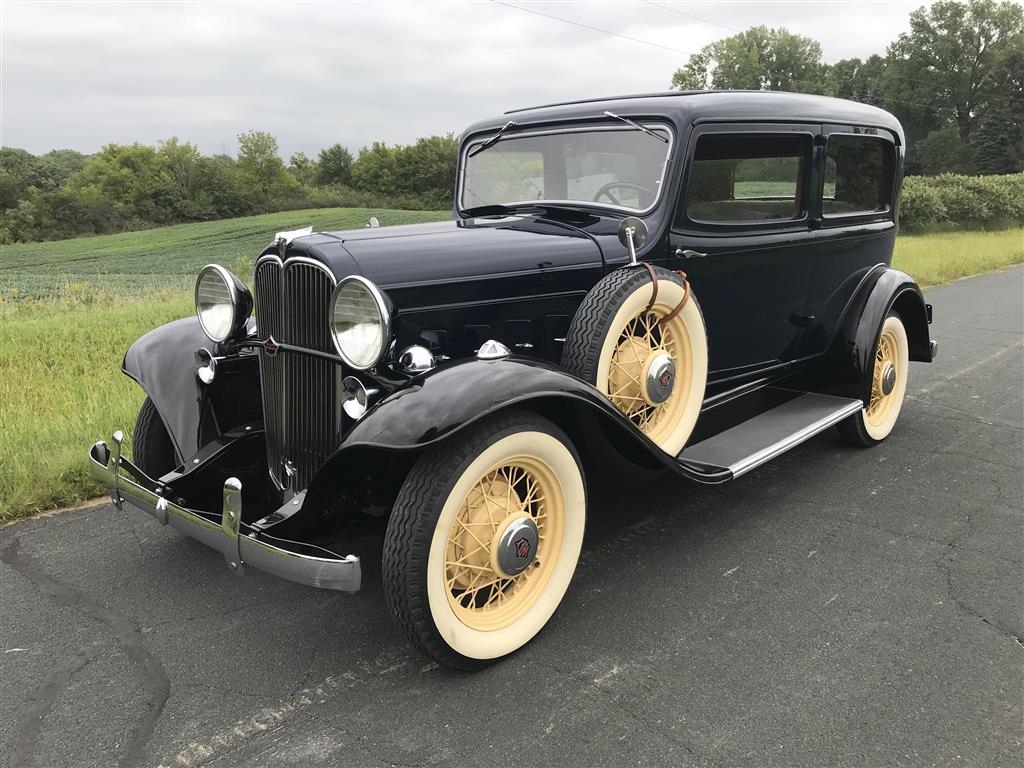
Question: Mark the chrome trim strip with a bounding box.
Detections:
[728,400,864,478]
[89,438,360,592]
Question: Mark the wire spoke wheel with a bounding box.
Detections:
[383,413,586,668]
[605,306,689,443]
[443,456,563,631]
[839,313,910,447]
[866,328,900,426]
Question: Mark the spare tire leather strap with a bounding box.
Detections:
[640,261,658,314]
[638,262,690,325]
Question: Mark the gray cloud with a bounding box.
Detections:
[1,0,916,158]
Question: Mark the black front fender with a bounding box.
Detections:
[305,357,705,506]
[123,316,211,460]
[825,266,934,403]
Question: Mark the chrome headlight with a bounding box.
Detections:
[195,264,252,343]
[329,276,390,370]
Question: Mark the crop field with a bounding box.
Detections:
[0,217,1021,521]
[0,207,448,300]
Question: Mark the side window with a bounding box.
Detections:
[822,135,892,217]
[680,133,811,226]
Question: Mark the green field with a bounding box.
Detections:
[0,207,448,300]
[1,217,1021,522]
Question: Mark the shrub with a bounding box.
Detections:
[899,173,1024,232]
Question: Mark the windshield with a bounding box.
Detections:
[460,124,673,214]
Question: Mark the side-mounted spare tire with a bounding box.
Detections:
[562,264,708,455]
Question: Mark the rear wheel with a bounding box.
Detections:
[839,313,910,447]
[132,397,178,477]
[382,412,586,670]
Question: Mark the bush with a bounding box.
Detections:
[899,173,1024,232]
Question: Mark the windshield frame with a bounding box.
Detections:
[457,121,676,217]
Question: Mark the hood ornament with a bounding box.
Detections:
[273,226,313,257]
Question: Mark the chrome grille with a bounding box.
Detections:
[254,256,342,490]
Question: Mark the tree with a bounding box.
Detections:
[396,134,458,200]
[317,144,354,186]
[671,26,823,92]
[973,48,1024,173]
[236,130,294,201]
[822,55,889,107]
[887,0,1024,143]
[350,142,401,195]
[288,151,318,187]
[0,147,39,209]
[158,137,202,197]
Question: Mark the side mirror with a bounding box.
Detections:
[617,217,648,265]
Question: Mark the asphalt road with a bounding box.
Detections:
[2,267,1022,768]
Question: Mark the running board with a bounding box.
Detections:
[678,392,863,481]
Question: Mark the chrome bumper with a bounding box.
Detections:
[88,432,360,592]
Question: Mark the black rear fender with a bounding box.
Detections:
[823,266,933,403]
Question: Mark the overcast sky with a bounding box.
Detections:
[2,0,920,158]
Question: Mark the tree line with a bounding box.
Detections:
[1,0,1020,244]
[672,0,1023,176]
[0,133,458,244]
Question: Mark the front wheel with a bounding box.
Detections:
[382,412,586,670]
[838,312,910,447]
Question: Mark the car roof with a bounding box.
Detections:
[462,90,904,143]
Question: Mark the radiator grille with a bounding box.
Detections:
[254,256,342,490]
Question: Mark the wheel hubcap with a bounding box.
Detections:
[881,362,897,396]
[643,352,675,405]
[493,515,538,576]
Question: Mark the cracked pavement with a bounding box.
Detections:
[2,266,1022,767]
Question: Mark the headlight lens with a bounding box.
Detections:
[330,276,390,369]
[195,264,250,343]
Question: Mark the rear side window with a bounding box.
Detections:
[823,135,892,217]
[681,133,811,226]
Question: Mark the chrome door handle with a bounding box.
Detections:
[675,248,707,259]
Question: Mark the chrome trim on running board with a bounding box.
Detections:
[88,436,360,592]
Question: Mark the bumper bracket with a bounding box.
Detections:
[89,436,360,592]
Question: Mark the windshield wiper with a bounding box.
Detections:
[468,120,519,157]
[603,111,668,143]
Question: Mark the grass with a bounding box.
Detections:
[0,220,1020,522]
[892,228,1023,287]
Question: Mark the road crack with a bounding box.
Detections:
[0,534,171,768]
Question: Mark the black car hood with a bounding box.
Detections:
[279,216,602,292]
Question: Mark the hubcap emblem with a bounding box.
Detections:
[881,363,897,396]
[645,352,676,405]
[494,516,539,577]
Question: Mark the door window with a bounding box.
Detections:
[681,133,811,226]
[822,135,892,217]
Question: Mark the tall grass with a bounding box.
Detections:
[892,228,1023,286]
[0,223,1020,521]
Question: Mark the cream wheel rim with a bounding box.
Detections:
[866,328,901,427]
[604,306,692,444]
[442,455,565,632]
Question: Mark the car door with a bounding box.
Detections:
[798,125,901,359]
[665,123,821,381]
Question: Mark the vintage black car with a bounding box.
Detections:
[90,91,938,669]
